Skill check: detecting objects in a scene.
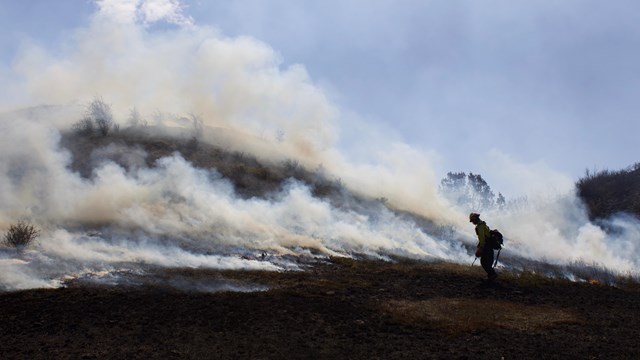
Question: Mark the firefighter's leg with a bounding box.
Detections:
[480,247,497,281]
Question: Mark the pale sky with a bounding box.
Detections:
[1,0,639,185]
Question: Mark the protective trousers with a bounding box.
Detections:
[480,245,497,280]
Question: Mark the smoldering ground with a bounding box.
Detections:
[1,0,638,291]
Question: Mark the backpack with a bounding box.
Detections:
[488,229,503,250]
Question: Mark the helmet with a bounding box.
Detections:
[469,212,480,222]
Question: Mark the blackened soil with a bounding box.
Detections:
[1,258,638,359]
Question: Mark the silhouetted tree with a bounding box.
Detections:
[440,172,467,191]
[467,173,495,209]
[440,172,502,211]
[440,172,471,205]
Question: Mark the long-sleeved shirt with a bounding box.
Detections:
[475,221,491,248]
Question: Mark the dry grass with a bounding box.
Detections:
[380,297,582,333]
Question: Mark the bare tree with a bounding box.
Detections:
[467,173,495,210]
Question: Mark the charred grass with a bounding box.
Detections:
[379,297,583,334]
[2,258,638,359]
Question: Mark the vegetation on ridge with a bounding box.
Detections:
[576,163,640,220]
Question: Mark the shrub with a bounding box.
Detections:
[72,97,117,137]
[89,97,115,136]
[72,117,95,136]
[127,107,147,128]
[4,221,39,253]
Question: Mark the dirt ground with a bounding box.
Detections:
[1,258,639,359]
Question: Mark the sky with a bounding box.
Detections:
[1,0,639,192]
[190,0,640,180]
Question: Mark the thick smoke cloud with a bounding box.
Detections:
[0,0,638,290]
[0,108,467,290]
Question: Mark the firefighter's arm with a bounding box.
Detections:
[475,246,482,257]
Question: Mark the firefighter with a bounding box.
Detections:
[470,212,498,282]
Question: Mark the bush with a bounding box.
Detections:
[4,221,39,253]
[72,97,117,137]
[89,97,114,136]
[127,107,147,128]
[72,117,95,136]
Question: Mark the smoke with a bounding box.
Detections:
[0,257,59,291]
[0,108,467,290]
[95,0,194,26]
[483,194,640,275]
[0,0,638,290]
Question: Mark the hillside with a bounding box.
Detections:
[61,129,364,206]
[576,164,640,220]
[56,129,635,282]
[61,128,640,224]
[58,128,447,240]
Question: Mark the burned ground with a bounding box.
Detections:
[1,258,638,359]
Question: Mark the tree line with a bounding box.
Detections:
[440,172,506,211]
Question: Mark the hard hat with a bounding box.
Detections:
[469,212,480,222]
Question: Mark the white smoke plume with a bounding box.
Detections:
[0,0,638,290]
[0,107,467,290]
[95,0,194,26]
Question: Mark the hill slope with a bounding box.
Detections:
[61,129,360,207]
[56,129,635,282]
[576,164,640,220]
